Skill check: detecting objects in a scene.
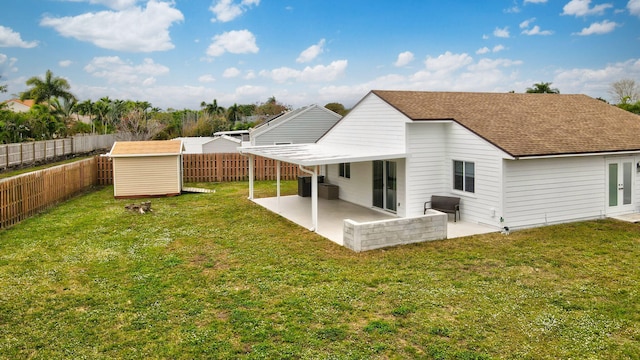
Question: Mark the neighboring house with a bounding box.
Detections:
[203,135,242,153]
[177,137,214,154]
[214,130,249,142]
[249,104,342,146]
[2,99,92,124]
[109,140,184,198]
[3,99,35,112]
[241,90,640,244]
[177,136,242,154]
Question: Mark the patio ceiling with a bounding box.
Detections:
[238,143,406,166]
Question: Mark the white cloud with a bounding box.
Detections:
[244,70,256,80]
[424,52,473,72]
[562,0,613,17]
[223,67,241,78]
[476,45,504,55]
[210,0,260,22]
[0,53,18,72]
[40,0,184,52]
[198,74,216,83]
[504,5,520,13]
[64,0,139,10]
[520,18,535,29]
[628,0,640,17]
[296,39,325,63]
[260,60,348,83]
[206,30,259,57]
[554,58,640,100]
[467,58,523,72]
[0,26,38,48]
[573,20,619,35]
[84,56,169,84]
[493,27,510,38]
[394,51,415,67]
[522,25,554,35]
[59,60,73,67]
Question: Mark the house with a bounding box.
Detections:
[240,90,640,251]
[177,137,214,154]
[3,99,35,113]
[249,104,342,146]
[177,136,242,154]
[214,130,249,142]
[109,140,184,198]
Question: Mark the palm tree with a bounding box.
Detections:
[226,103,242,126]
[76,99,96,133]
[0,74,7,94]
[20,69,76,104]
[526,82,560,94]
[200,99,225,117]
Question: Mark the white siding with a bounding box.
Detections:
[326,162,373,207]
[319,93,408,152]
[503,156,606,229]
[406,122,505,226]
[405,123,447,217]
[325,158,406,217]
[113,156,181,197]
[252,106,341,146]
[203,137,240,153]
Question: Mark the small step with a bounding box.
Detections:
[182,187,216,194]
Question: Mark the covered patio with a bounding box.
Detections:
[240,143,499,251]
[252,195,498,246]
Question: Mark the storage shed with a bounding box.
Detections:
[109,140,184,199]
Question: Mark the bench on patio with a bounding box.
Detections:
[424,195,460,222]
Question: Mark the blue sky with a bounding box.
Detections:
[1,0,639,110]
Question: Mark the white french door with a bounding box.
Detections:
[606,158,634,214]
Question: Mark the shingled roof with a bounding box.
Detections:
[110,140,183,157]
[372,90,640,158]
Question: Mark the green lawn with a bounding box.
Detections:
[0,181,638,359]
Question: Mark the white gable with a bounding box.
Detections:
[250,104,342,146]
[318,93,410,153]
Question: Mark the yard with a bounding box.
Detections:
[0,181,638,359]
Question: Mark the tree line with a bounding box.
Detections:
[0,70,330,144]
[1,71,638,145]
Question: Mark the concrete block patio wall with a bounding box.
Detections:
[343,210,447,252]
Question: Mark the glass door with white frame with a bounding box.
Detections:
[607,158,634,214]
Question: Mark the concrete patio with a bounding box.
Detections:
[252,195,498,246]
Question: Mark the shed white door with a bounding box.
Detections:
[606,158,634,215]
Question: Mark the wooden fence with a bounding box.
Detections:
[0,134,116,170]
[1,153,302,229]
[0,157,97,229]
[97,153,303,184]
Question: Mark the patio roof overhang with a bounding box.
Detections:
[240,143,407,234]
[238,143,407,166]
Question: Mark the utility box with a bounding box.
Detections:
[319,183,339,200]
[297,175,325,197]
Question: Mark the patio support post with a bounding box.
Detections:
[276,160,281,213]
[298,164,318,232]
[248,154,254,200]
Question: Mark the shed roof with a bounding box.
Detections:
[372,90,640,158]
[110,140,183,157]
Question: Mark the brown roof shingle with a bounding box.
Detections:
[372,90,640,158]
[110,140,183,157]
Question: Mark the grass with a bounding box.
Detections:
[0,180,639,359]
